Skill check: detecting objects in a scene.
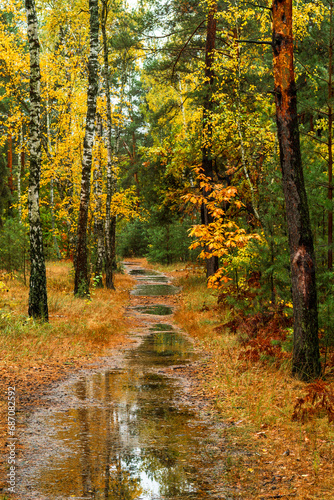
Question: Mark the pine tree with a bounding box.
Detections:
[272,0,321,380]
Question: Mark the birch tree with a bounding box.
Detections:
[25,0,48,320]
[102,0,116,290]
[74,0,99,296]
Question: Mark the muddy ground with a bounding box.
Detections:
[1,261,249,500]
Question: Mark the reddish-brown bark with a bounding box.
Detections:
[272,0,321,380]
[328,1,333,269]
[202,0,218,278]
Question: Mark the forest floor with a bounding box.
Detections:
[151,261,334,500]
[0,259,333,499]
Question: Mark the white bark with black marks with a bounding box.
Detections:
[25,0,48,320]
[74,0,100,296]
[93,113,104,287]
[102,0,116,290]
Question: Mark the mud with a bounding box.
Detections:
[14,263,236,500]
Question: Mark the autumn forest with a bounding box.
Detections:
[1,0,334,497]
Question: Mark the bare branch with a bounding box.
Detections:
[171,19,206,79]
[237,39,273,46]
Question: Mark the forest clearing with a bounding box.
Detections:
[1,0,334,497]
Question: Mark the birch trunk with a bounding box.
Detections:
[93,114,104,288]
[46,90,61,260]
[272,0,320,380]
[25,0,48,320]
[102,0,115,290]
[74,0,99,296]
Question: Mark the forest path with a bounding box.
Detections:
[14,260,235,500]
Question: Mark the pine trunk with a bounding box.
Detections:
[272,0,321,380]
[328,0,333,270]
[74,0,99,296]
[202,0,218,278]
[25,0,48,320]
[102,0,116,290]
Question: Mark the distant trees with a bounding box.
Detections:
[1,0,333,379]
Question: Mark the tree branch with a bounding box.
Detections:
[171,19,206,79]
[237,39,273,46]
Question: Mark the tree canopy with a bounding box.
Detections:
[1,0,333,380]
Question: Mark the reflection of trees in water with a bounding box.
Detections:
[103,372,143,500]
[32,335,212,499]
[75,380,93,496]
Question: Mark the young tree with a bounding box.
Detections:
[272,0,321,380]
[74,0,99,296]
[102,0,115,290]
[25,0,48,320]
[93,113,104,287]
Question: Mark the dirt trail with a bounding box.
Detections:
[3,260,238,500]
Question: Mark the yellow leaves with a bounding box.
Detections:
[293,1,325,41]
[207,268,232,289]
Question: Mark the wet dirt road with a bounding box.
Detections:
[15,263,233,499]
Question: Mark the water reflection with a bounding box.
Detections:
[26,328,216,499]
[134,305,173,316]
[131,284,179,296]
[20,267,227,499]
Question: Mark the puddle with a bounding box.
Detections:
[129,269,159,276]
[17,265,230,499]
[135,276,169,283]
[134,305,173,316]
[131,284,179,296]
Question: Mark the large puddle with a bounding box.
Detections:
[17,265,230,499]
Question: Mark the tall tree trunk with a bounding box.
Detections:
[7,133,13,195]
[74,0,99,296]
[202,0,218,278]
[17,127,23,223]
[272,0,320,380]
[102,0,116,290]
[93,113,104,287]
[25,0,48,320]
[46,89,62,260]
[328,0,333,270]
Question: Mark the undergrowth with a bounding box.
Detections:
[152,262,334,500]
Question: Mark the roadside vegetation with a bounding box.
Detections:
[150,262,334,500]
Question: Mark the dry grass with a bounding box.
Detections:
[0,261,133,367]
[155,265,334,500]
[0,261,134,493]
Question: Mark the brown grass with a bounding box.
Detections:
[0,261,133,363]
[152,264,334,500]
[0,261,134,493]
